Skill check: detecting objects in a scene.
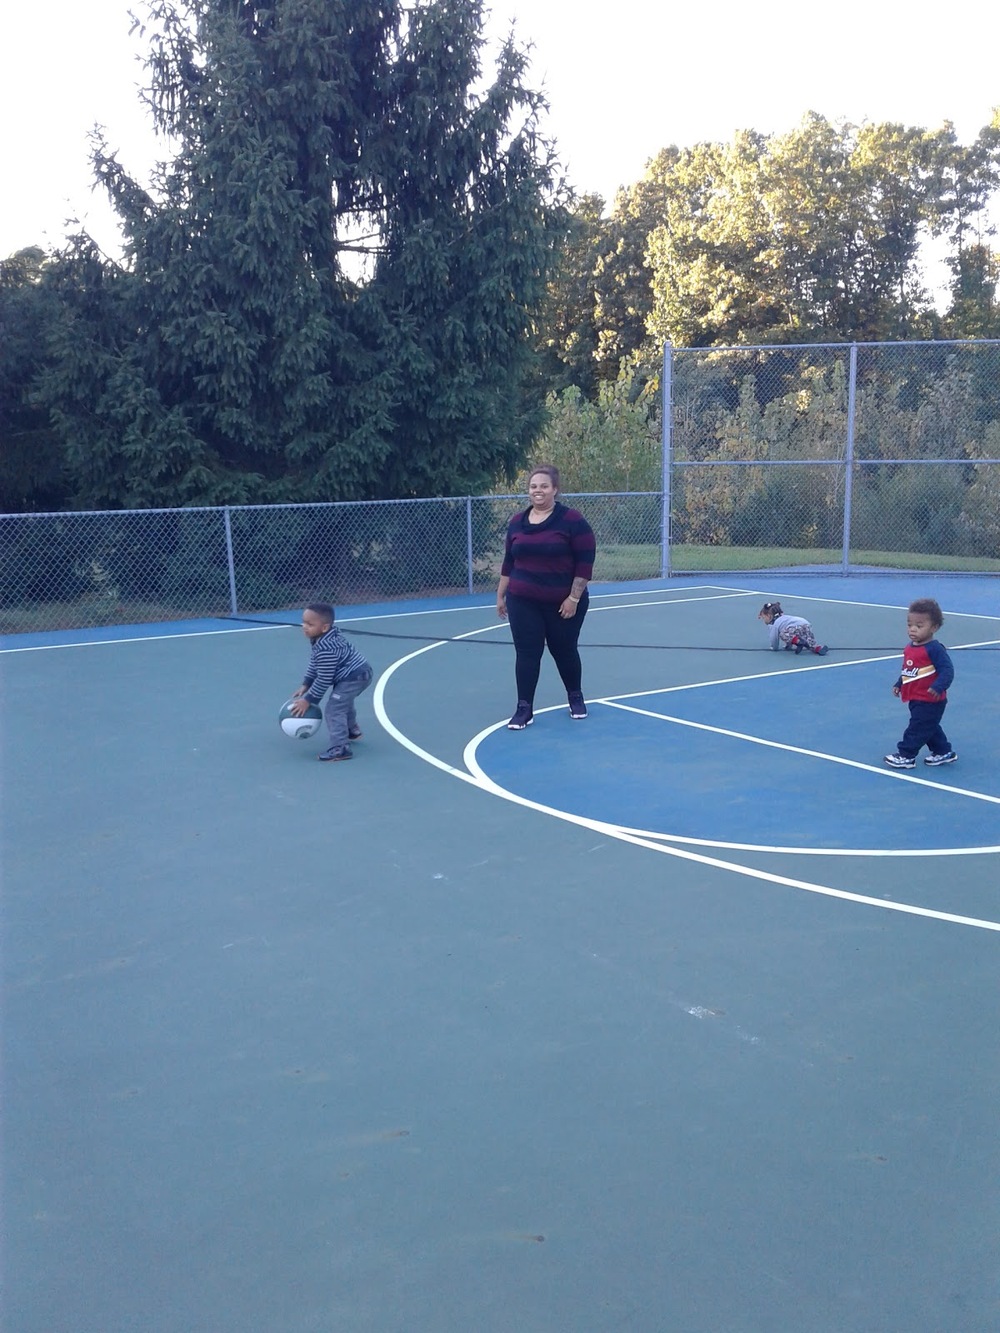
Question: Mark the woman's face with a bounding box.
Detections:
[528,472,557,509]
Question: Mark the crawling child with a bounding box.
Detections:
[758,602,828,656]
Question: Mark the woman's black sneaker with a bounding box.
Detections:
[507,702,534,729]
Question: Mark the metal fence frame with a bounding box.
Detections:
[660,338,1000,577]
[3,340,1000,634]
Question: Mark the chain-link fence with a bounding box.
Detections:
[0,494,668,633]
[667,339,1000,573]
[3,341,999,633]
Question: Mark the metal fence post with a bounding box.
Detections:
[223,506,239,615]
[660,342,673,578]
[465,496,474,594]
[841,343,858,575]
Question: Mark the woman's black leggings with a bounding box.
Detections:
[505,591,589,705]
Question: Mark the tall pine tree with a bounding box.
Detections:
[42,0,567,506]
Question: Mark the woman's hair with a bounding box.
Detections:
[908,598,943,627]
[528,463,560,489]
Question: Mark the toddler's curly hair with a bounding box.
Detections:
[908,598,943,628]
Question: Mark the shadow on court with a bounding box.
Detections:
[3,575,999,1333]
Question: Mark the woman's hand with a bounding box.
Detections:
[559,597,578,619]
[497,595,508,620]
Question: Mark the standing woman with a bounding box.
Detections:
[497,465,596,729]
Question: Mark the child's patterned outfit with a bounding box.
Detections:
[767,613,825,654]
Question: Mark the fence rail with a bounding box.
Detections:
[3,340,1000,633]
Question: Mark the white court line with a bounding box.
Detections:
[588,591,758,614]
[0,623,288,653]
[601,699,1000,807]
[371,634,1000,932]
[730,582,1000,622]
[372,623,501,785]
[598,637,1000,701]
[346,583,739,622]
[0,583,739,653]
[459,721,1000,934]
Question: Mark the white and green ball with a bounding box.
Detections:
[279,699,323,740]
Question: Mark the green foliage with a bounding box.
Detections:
[525,362,661,493]
[35,0,567,509]
[944,243,1000,338]
[645,116,954,349]
[664,344,1000,560]
[536,111,1000,404]
[0,249,70,511]
[534,194,606,397]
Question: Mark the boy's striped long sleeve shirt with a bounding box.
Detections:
[302,627,369,704]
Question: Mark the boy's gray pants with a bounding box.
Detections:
[323,667,373,748]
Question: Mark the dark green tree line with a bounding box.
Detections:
[6,75,1000,515]
[0,249,69,511]
[23,0,568,509]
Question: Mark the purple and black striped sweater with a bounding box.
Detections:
[500,503,596,603]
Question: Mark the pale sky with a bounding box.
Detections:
[2,0,998,259]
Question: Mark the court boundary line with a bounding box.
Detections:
[0,623,289,654]
[0,584,744,654]
[601,699,1000,806]
[372,632,1000,933]
[731,583,1000,621]
[6,580,996,655]
[460,731,1000,934]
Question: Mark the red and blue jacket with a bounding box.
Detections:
[895,639,954,703]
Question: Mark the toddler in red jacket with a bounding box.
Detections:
[884,598,956,770]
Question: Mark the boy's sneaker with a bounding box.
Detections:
[348,727,363,741]
[814,645,829,656]
[507,702,534,730]
[883,752,916,769]
[567,691,588,719]
[318,745,352,762]
[924,751,957,766]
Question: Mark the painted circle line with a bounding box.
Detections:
[371,618,1000,933]
[463,707,1000,858]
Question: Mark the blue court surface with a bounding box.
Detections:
[3,574,999,1332]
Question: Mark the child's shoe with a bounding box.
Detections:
[348,727,363,741]
[924,751,957,766]
[507,702,534,730]
[568,691,588,719]
[318,745,353,762]
[814,645,829,656]
[883,752,915,769]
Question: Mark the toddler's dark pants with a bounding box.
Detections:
[505,591,589,706]
[897,699,950,758]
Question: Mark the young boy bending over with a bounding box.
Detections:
[288,603,373,762]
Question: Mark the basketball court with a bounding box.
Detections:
[3,573,998,1332]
